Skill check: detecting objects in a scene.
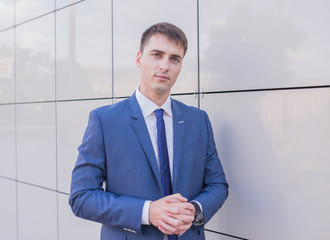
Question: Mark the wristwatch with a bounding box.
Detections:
[190,201,204,226]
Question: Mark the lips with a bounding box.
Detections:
[155,74,170,81]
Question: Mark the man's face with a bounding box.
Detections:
[136,34,184,98]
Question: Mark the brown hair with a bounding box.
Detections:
[140,22,188,56]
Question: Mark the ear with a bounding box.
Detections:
[136,51,142,68]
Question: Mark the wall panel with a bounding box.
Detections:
[56,0,82,10]
[200,0,330,92]
[17,183,57,240]
[0,0,14,30]
[16,102,57,189]
[0,178,17,240]
[0,105,16,178]
[15,13,55,102]
[202,89,330,239]
[15,0,54,24]
[0,29,15,103]
[56,0,112,101]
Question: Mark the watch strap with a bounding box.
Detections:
[190,201,205,226]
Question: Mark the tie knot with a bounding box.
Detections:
[155,109,164,119]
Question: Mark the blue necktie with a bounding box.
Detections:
[155,109,172,196]
[155,109,177,240]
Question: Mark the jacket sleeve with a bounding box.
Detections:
[192,111,229,224]
[69,110,145,233]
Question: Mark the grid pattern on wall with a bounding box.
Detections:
[1,0,330,240]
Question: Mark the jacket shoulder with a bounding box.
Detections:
[92,98,130,117]
[172,98,207,116]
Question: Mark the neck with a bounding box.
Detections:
[139,86,169,107]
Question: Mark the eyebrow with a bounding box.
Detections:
[149,49,182,60]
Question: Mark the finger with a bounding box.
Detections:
[163,203,194,215]
[158,219,178,235]
[164,206,192,216]
[158,225,188,236]
[183,202,195,211]
[158,224,172,235]
[160,215,192,235]
[166,193,187,203]
[168,202,195,211]
[162,213,193,232]
[165,197,182,204]
[164,212,195,224]
[158,218,190,235]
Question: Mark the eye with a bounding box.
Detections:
[171,57,180,63]
[152,53,161,58]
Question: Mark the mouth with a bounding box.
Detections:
[155,74,170,81]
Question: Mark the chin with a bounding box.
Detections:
[152,84,171,94]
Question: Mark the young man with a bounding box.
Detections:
[69,22,228,240]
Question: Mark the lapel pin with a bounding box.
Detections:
[179,121,184,124]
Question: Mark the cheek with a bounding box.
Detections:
[141,64,153,76]
[143,62,157,73]
[173,67,181,78]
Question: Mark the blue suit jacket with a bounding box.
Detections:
[69,93,228,240]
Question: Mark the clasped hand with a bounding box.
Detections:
[149,193,195,235]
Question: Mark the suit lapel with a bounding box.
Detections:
[172,99,184,192]
[129,93,162,190]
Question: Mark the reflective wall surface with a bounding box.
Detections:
[200,0,330,91]
[0,0,329,239]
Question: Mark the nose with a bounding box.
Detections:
[159,58,169,72]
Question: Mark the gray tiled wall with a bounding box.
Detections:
[0,1,329,239]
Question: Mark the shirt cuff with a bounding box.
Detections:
[191,200,203,213]
[141,200,151,225]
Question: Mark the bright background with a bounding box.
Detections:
[0,0,329,239]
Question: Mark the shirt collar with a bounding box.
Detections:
[135,87,172,118]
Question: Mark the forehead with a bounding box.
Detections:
[143,34,184,56]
